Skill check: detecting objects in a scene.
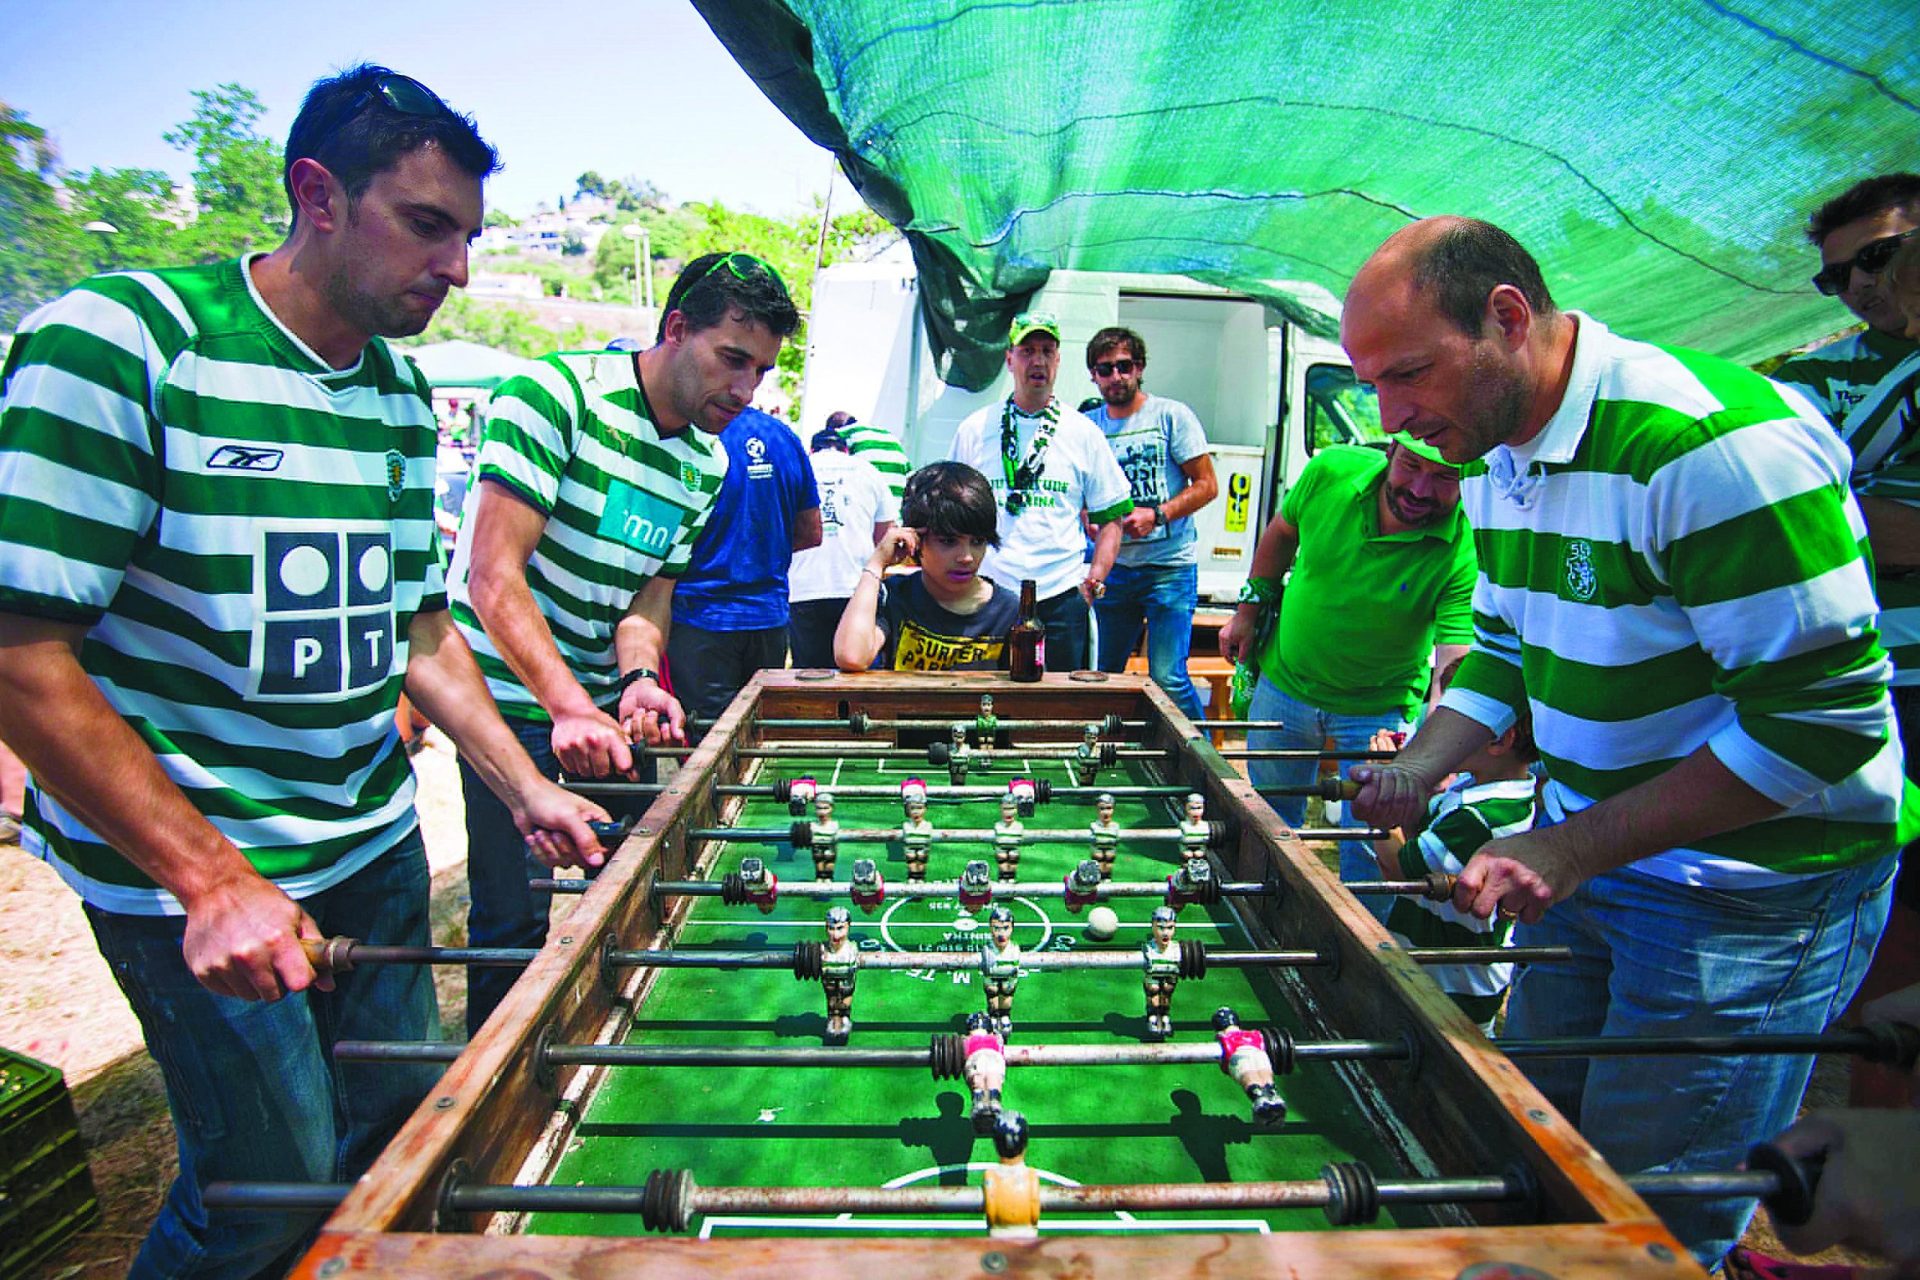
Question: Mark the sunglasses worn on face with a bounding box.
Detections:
[1092,359,1138,377]
[1813,229,1917,296]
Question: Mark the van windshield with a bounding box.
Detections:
[1305,364,1384,452]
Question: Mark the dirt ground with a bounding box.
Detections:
[0,735,1873,1277]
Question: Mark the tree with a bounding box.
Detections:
[575,171,609,200]
[0,102,87,329]
[163,84,285,262]
[62,165,181,271]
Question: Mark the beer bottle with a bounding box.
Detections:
[1009,579,1045,681]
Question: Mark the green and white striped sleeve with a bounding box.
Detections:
[1658,414,1889,804]
[0,277,173,621]
[474,358,578,514]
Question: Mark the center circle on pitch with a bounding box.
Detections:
[878,893,1054,954]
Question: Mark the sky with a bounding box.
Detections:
[0,0,838,219]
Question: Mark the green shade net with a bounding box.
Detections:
[694,0,1916,390]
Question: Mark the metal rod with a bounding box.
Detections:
[200,1167,1787,1219]
[568,781,1196,801]
[651,877,1276,901]
[687,827,1199,845]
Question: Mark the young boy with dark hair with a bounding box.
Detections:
[834,461,1020,671]
[1369,656,1539,1031]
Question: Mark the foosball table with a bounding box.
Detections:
[263,671,1860,1278]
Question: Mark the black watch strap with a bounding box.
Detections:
[617,666,660,694]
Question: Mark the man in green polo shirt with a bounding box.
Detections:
[1219,434,1474,910]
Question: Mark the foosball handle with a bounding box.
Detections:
[1320,777,1362,802]
[1856,1020,1920,1072]
[1744,1142,1824,1228]
[589,816,635,845]
[302,935,358,974]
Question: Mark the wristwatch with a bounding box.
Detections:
[1152,504,1167,528]
[617,666,660,694]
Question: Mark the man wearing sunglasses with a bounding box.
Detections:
[1776,174,1919,426]
[0,64,616,1277]
[947,312,1135,670]
[1082,327,1219,719]
[453,250,798,1031]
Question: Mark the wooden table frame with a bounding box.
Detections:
[292,671,1704,1278]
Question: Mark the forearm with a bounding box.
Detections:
[1397,707,1496,785]
[834,568,886,669]
[1088,520,1123,579]
[404,610,547,800]
[0,617,260,905]
[1858,495,1920,570]
[468,559,599,719]
[614,577,674,675]
[1161,466,1218,522]
[1246,516,1298,582]
[1535,742,1781,881]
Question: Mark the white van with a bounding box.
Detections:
[798,249,1386,603]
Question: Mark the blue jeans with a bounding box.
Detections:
[1246,674,1410,924]
[1503,855,1896,1269]
[1094,562,1203,721]
[1034,585,1090,672]
[86,835,440,1280]
[461,715,647,1035]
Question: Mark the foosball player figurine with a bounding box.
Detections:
[975,694,998,744]
[980,905,1023,1037]
[901,795,934,881]
[1166,856,1214,909]
[958,859,995,910]
[1090,790,1121,882]
[849,857,885,912]
[821,906,860,1044]
[811,791,841,881]
[992,794,1025,880]
[1062,858,1104,913]
[1089,792,1121,879]
[1214,1006,1287,1126]
[1142,905,1181,1040]
[739,856,779,914]
[947,722,972,785]
[1179,792,1210,857]
[982,1110,1039,1239]
[962,1011,1008,1134]
[1072,722,1102,787]
[788,774,818,817]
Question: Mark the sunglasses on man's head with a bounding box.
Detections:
[1812,229,1917,296]
[1091,359,1139,377]
[695,251,788,295]
[354,73,455,121]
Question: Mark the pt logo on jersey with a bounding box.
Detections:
[252,524,396,701]
[1563,538,1599,602]
[598,480,687,559]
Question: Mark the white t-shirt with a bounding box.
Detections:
[788,449,899,602]
[948,397,1135,599]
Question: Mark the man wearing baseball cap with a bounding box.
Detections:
[947,311,1134,670]
[1219,432,1476,910]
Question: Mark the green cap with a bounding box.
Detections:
[1390,432,1454,468]
[1009,310,1061,346]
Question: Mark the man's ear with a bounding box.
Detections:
[287,157,344,234]
[1486,724,1519,757]
[659,307,687,348]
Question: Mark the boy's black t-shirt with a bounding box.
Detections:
[875,572,1020,671]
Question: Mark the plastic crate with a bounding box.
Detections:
[0,1048,100,1276]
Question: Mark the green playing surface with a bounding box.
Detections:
[531,747,1408,1238]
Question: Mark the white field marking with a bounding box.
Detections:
[879,894,1054,953]
[830,756,845,788]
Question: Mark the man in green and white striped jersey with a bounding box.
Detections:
[0,66,609,1278]
[450,252,798,1034]
[1343,216,1909,1268]
[827,409,910,502]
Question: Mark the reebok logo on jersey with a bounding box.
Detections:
[250,523,396,701]
[206,444,285,472]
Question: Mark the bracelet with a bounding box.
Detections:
[862,565,885,584]
[616,666,660,694]
[1237,577,1281,606]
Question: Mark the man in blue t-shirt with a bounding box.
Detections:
[1084,327,1219,720]
[669,408,822,731]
